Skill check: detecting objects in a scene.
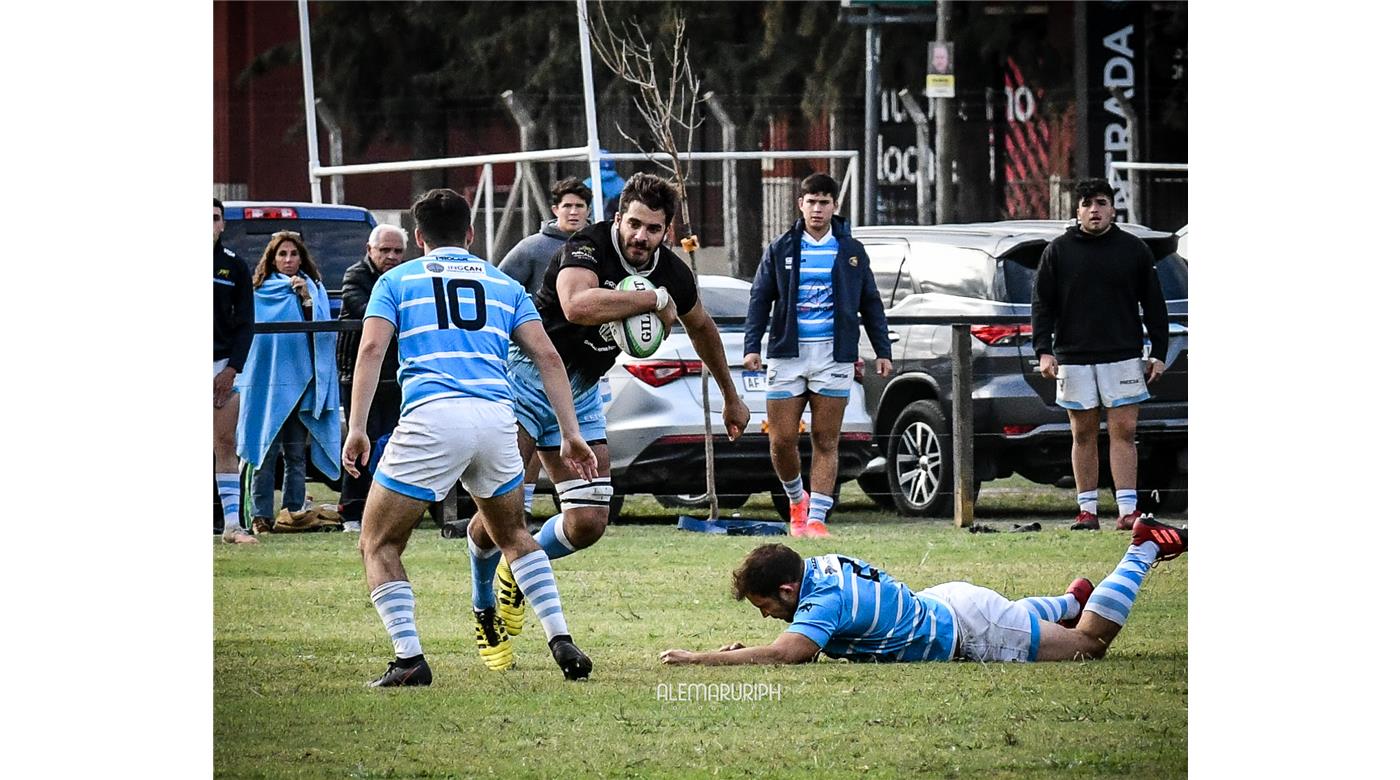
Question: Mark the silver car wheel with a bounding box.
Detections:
[896,420,943,506]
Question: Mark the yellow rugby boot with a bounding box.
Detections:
[495,559,526,636]
[473,607,515,671]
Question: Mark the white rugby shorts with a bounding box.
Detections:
[1055,357,1151,410]
[373,397,524,502]
[765,341,854,399]
[920,581,1040,663]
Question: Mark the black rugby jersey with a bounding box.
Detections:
[533,220,699,386]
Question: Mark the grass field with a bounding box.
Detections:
[215,482,1187,778]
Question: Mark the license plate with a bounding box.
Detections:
[742,370,765,393]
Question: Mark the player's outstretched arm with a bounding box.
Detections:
[512,320,598,480]
[556,267,663,326]
[342,317,393,477]
[679,304,750,441]
[659,632,819,666]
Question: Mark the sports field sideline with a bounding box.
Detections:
[215,484,1187,778]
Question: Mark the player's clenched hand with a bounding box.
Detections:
[659,649,698,665]
[875,358,893,377]
[342,430,371,478]
[718,642,746,652]
[561,435,599,481]
[1038,353,1058,380]
[742,353,762,372]
[722,395,750,442]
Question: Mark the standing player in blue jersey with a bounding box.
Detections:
[744,173,893,538]
[342,189,599,686]
[464,173,751,668]
[660,514,1185,665]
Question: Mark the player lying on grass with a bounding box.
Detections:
[659,515,1185,666]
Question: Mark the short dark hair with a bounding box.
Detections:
[731,544,804,601]
[617,173,679,226]
[1074,178,1115,203]
[411,188,471,248]
[214,197,224,213]
[800,173,839,199]
[551,176,592,206]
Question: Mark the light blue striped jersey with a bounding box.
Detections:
[796,231,838,342]
[365,248,540,415]
[785,554,957,662]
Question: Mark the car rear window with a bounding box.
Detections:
[696,284,751,325]
[1002,253,1188,304]
[222,217,374,291]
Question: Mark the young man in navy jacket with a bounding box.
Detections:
[744,174,892,537]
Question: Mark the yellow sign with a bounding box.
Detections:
[926,74,955,99]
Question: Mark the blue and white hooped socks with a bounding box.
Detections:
[533,514,577,560]
[1083,541,1159,626]
[370,581,423,659]
[1077,490,1099,516]
[508,550,569,641]
[467,534,502,611]
[215,472,241,530]
[781,475,805,503]
[1018,593,1081,624]
[1115,489,1138,517]
[809,493,835,525]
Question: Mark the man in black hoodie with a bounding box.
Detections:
[1031,179,1168,532]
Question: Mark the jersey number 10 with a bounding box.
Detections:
[432,277,487,331]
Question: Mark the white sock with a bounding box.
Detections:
[1115,489,1138,516]
[781,475,805,503]
[1083,543,1157,626]
[216,472,241,531]
[510,550,569,640]
[1077,490,1098,515]
[370,581,423,658]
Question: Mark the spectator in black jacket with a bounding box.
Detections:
[336,224,408,532]
[1031,179,1169,532]
[213,198,257,544]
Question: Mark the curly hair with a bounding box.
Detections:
[617,172,679,227]
[730,544,804,601]
[252,230,321,287]
[1074,178,1116,204]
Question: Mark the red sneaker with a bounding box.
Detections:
[1059,577,1094,628]
[1115,509,1142,531]
[788,491,810,537]
[804,520,831,538]
[1131,515,1187,561]
[1068,511,1100,531]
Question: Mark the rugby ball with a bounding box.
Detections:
[607,275,665,358]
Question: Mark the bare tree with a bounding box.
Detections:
[589,3,726,520]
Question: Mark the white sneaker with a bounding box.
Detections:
[342,520,362,533]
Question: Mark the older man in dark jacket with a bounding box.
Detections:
[335,224,407,531]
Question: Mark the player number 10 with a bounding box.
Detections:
[431,277,488,331]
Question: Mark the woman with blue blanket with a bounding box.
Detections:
[236,231,341,534]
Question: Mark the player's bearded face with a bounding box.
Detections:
[747,588,798,623]
[615,202,668,264]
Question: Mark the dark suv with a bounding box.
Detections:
[220,201,380,314]
[853,220,1188,516]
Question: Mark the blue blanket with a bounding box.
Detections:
[236,274,341,479]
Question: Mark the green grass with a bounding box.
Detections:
[216,483,1186,779]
